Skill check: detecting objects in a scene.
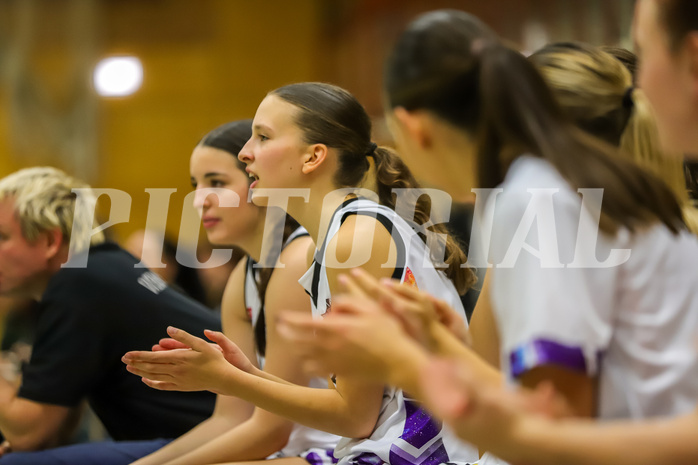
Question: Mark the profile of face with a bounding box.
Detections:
[238,95,312,206]
[190,145,261,246]
[0,198,54,298]
[634,0,698,153]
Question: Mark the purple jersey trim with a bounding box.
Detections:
[352,452,385,464]
[303,448,339,465]
[388,399,450,465]
[509,338,588,377]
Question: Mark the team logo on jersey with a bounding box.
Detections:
[403,267,418,288]
[246,307,253,320]
[137,271,167,294]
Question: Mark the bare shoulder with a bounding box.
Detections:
[277,235,315,277]
[325,213,397,289]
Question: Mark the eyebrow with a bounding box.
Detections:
[253,123,273,133]
[190,172,229,182]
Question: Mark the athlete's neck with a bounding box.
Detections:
[287,185,353,248]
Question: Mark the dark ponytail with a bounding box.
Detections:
[386,10,684,236]
[272,82,475,294]
[477,44,683,234]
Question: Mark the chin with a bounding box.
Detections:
[249,193,269,207]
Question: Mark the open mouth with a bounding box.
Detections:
[249,172,259,188]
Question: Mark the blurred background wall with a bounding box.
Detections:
[0,0,636,246]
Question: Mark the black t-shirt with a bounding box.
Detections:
[17,243,220,440]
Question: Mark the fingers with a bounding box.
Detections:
[385,279,430,304]
[125,363,176,382]
[167,326,210,352]
[345,268,396,303]
[141,378,179,391]
[204,330,235,351]
[155,338,190,351]
[122,347,192,364]
[337,272,369,299]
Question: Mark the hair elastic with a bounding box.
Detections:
[365,142,378,158]
[622,87,634,110]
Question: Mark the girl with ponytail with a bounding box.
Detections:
[528,42,698,234]
[124,83,482,465]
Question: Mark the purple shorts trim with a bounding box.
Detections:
[509,338,588,377]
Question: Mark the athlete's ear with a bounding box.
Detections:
[301,144,329,174]
[41,227,64,260]
[392,107,433,150]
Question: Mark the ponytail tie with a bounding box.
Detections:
[622,87,634,110]
[365,142,377,159]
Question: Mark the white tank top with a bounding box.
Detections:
[299,198,480,465]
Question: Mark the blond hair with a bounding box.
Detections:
[530,43,697,234]
[0,167,104,252]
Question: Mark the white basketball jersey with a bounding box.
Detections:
[489,156,698,420]
[299,197,480,465]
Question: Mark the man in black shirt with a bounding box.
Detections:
[0,167,219,455]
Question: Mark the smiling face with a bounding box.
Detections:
[634,0,698,153]
[190,146,261,246]
[238,95,311,206]
[0,197,54,298]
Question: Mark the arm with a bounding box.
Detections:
[156,237,320,465]
[468,272,500,368]
[132,260,257,465]
[419,357,691,465]
[501,412,698,465]
[302,267,502,389]
[0,378,78,451]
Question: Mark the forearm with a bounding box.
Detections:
[131,413,247,465]
[214,369,375,438]
[0,385,71,451]
[163,412,294,465]
[384,339,431,398]
[249,365,295,386]
[479,414,698,465]
[429,323,502,387]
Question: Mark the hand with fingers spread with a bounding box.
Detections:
[277,294,428,387]
[122,326,243,394]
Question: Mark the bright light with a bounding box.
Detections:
[93,56,143,97]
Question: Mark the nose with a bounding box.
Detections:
[192,187,211,211]
[238,138,254,164]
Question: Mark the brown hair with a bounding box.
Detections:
[270,82,475,294]
[530,43,696,234]
[385,10,684,236]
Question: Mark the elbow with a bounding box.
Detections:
[264,422,295,453]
